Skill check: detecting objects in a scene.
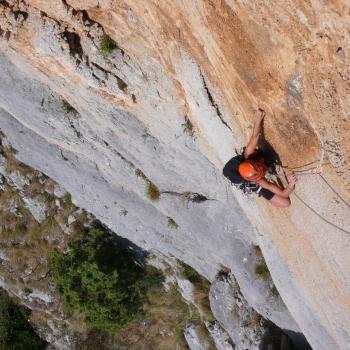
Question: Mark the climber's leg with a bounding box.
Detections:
[268,195,291,208]
[259,187,291,208]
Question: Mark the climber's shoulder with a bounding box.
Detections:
[223,155,244,184]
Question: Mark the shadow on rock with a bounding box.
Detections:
[257,122,282,173]
[259,323,313,350]
[92,220,149,265]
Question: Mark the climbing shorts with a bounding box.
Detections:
[258,187,275,201]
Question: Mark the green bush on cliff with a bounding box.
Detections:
[99,35,118,56]
[50,228,163,332]
[0,289,46,350]
[147,182,160,201]
[181,265,211,293]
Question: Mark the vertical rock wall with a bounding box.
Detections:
[1,1,350,349]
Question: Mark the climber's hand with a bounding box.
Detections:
[287,174,298,188]
[256,108,265,122]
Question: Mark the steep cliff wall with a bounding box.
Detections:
[0,1,350,349]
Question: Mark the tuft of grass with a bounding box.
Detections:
[40,191,55,206]
[167,217,178,229]
[61,193,73,210]
[182,116,194,136]
[181,265,210,291]
[62,100,78,114]
[135,168,147,180]
[147,182,160,202]
[120,209,128,216]
[134,169,161,203]
[29,224,45,242]
[2,148,32,176]
[99,34,118,56]
[255,262,270,280]
[7,220,27,240]
[253,244,272,281]
[270,285,279,297]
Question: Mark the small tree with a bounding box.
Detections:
[50,228,162,332]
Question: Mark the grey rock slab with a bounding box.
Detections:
[53,183,67,199]
[67,215,76,225]
[7,170,30,190]
[22,196,47,223]
[6,198,19,214]
[176,276,195,305]
[28,289,53,304]
[0,154,6,175]
[209,274,266,350]
[258,232,339,350]
[184,322,211,350]
[205,321,234,350]
[46,320,73,350]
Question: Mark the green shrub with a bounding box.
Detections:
[181,265,210,290]
[61,193,73,209]
[255,262,270,280]
[270,285,279,297]
[182,116,194,136]
[0,289,46,350]
[181,265,200,283]
[167,217,178,229]
[50,228,163,332]
[99,35,117,56]
[147,182,160,201]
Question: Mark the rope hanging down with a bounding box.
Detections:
[272,148,324,177]
[271,148,350,234]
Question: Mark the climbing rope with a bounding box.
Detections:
[271,147,325,177]
[271,169,321,177]
[293,192,350,235]
[269,148,350,234]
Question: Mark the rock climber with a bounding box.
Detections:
[223,109,298,208]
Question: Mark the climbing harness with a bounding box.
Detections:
[234,181,260,197]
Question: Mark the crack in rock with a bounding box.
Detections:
[161,190,211,203]
[199,69,233,132]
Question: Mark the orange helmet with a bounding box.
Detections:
[239,160,266,181]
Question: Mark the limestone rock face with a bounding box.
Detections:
[205,321,234,350]
[184,322,211,350]
[209,273,267,350]
[1,1,350,349]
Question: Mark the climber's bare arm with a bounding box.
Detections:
[256,174,298,198]
[244,109,265,159]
